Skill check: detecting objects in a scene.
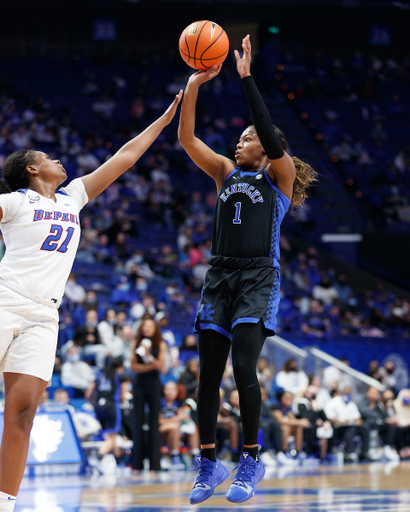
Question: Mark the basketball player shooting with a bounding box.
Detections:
[178,35,317,504]
[0,90,182,512]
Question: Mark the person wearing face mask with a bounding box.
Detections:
[61,346,96,398]
[358,386,400,461]
[380,361,397,392]
[297,385,333,461]
[97,309,125,360]
[275,359,309,396]
[324,387,370,462]
[393,389,410,459]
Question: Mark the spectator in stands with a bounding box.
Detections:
[296,385,333,461]
[324,386,370,461]
[64,273,86,304]
[312,276,339,305]
[259,387,283,467]
[301,299,332,339]
[178,334,199,366]
[308,375,332,410]
[333,274,353,307]
[379,361,398,392]
[358,386,399,461]
[61,346,96,398]
[79,309,110,369]
[273,391,310,463]
[256,357,273,390]
[130,318,167,472]
[159,381,200,468]
[179,359,200,400]
[393,389,410,459]
[322,358,354,394]
[53,388,70,405]
[98,309,125,359]
[276,359,308,395]
[216,390,240,462]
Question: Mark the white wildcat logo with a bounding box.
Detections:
[30,415,64,462]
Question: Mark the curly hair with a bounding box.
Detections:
[0,149,37,194]
[272,125,318,211]
[250,125,318,211]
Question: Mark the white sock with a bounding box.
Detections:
[0,491,17,512]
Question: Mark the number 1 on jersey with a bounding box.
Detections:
[233,202,242,224]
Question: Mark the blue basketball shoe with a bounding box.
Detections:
[189,456,230,505]
[225,453,266,503]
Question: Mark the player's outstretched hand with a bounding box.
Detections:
[187,64,222,87]
[162,90,183,125]
[234,34,252,79]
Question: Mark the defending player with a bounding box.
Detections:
[0,90,182,512]
[178,35,317,504]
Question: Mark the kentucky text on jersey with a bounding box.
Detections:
[219,183,264,204]
[33,210,80,225]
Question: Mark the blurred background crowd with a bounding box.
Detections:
[1,7,410,473]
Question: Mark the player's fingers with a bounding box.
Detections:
[234,49,240,61]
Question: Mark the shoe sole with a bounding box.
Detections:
[225,465,266,504]
[189,465,230,505]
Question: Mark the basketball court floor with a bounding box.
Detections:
[16,461,410,511]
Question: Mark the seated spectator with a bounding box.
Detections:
[61,346,96,398]
[379,361,398,392]
[179,359,200,399]
[259,387,283,466]
[78,310,110,369]
[98,309,125,358]
[273,392,310,463]
[178,334,199,366]
[322,358,354,394]
[393,389,410,459]
[297,386,333,461]
[257,357,273,390]
[276,359,308,395]
[53,388,71,405]
[159,381,200,468]
[216,390,240,462]
[308,375,332,410]
[324,386,370,462]
[312,276,339,305]
[301,300,332,339]
[358,386,399,461]
[64,273,86,304]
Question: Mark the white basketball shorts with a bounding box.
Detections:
[0,284,59,382]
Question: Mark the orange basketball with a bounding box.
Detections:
[179,20,229,71]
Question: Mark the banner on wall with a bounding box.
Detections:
[0,410,86,467]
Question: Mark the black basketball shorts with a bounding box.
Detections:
[194,255,280,341]
[94,399,122,433]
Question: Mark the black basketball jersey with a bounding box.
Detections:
[95,372,122,403]
[211,167,290,265]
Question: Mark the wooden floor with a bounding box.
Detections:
[17,461,410,511]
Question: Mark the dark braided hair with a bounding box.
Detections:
[0,149,38,195]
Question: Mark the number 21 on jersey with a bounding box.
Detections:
[41,224,75,253]
[233,202,242,224]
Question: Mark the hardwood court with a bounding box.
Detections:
[16,461,410,511]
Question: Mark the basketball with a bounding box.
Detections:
[179,20,229,71]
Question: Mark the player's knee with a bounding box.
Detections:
[5,402,38,436]
[232,360,256,388]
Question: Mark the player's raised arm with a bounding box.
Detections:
[235,35,296,200]
[80,91,183,201]
[178,67,235,191]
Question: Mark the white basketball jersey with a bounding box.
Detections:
[0,178,88,304]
